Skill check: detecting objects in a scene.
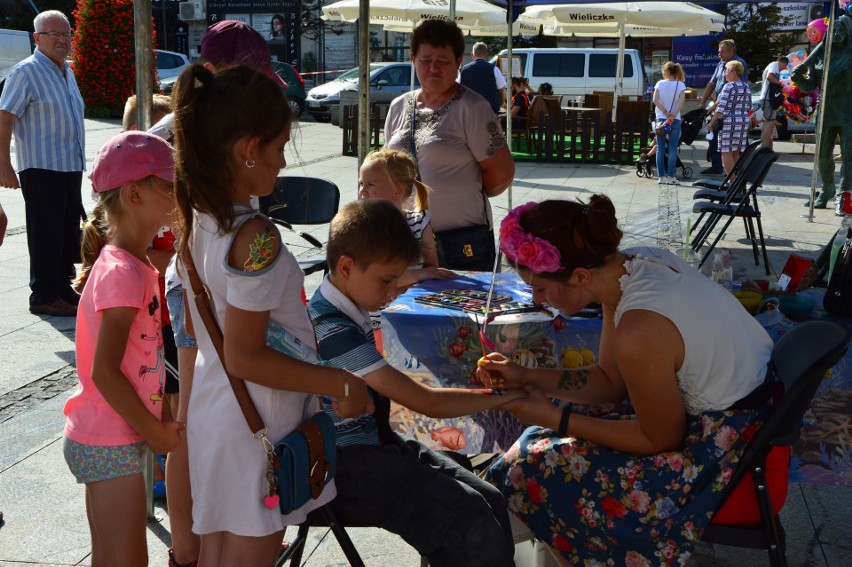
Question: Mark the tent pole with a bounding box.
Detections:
[358,0,371,168]
[506,0,513,210]
[613,15,626,123]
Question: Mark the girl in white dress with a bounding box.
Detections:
[171,63,372,566]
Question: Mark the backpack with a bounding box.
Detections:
[766,82,784,110]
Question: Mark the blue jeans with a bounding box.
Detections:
[707,125,723,170]
[656,119,682,178]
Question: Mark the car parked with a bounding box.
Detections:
[750,80,815,141]
[272,61,307,117]
[305,62,420,122]
[156,49,190,88]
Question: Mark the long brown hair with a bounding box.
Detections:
[172,64,293,254]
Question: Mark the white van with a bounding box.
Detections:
[493,48,646,99]
[0,29,34,87]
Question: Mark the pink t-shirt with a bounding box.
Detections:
[64,245,165,446]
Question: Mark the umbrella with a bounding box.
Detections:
[321,0,507,29]
[522,2,725,120]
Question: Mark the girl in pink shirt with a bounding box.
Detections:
[63,131,184,566]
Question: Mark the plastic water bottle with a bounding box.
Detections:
[721,250,733,290]
[711,253,725,285]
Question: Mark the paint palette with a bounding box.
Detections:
[414,289,537,315]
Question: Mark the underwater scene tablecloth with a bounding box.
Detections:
[381,275,852,486]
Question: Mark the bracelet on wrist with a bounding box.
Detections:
[342,376,350,398]
[558,405,572,437]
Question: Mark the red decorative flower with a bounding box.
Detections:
[552,534,573,552]
[552,316,565,331]
[526,478,545,504]
[457,326,471,338]
[600,496,628,519]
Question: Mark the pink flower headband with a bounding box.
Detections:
[499,202,565,274]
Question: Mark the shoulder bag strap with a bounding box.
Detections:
[181,249,267,437]
[408,91,419,169]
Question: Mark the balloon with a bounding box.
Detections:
[807,18,828,44]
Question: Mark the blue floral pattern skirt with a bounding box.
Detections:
[485,405,767,564]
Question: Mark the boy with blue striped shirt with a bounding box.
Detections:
[308,199,519,567]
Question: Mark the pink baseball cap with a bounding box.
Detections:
[90,132,175,193]
[200,20,287,88]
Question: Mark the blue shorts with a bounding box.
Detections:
[166,285,197,349]
[63,437,146,484]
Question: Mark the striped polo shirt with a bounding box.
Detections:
[0,49,85,172]
[308,277,388,447]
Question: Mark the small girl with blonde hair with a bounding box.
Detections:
[359,148,454,286]
[65,131,184,566]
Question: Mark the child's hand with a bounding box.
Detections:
[475,352,529,390]
[331,371,374,419]
[499,385,556,427]
[147,420,185,454]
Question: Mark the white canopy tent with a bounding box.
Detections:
[521,2,725,120]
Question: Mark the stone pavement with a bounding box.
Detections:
[1,116,851,566]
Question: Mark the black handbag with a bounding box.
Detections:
[408,93,497,272]
[434,224,497,272]
[825,243,852,317]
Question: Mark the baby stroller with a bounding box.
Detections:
[636,107,706,180]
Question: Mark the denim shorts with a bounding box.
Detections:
[166,285,197,349]
[63,437,146,484]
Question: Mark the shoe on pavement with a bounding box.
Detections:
[700,167,724,175]
[658,177,667,184]
[669,177,680,185]
[29,299,77,317]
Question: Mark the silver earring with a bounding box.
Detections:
[245,159,256,169]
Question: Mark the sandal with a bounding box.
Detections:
[29,299,77,317]
[168,547,197,567]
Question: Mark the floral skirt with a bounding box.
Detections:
[485,405,767,565]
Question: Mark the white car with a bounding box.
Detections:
[156,49,190,87]
[750,81,815,140]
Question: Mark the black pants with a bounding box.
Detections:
[19,169,83,306]
[331,436,515,567]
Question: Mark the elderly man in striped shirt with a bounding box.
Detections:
[0,10,85,317]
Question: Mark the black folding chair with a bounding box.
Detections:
[702,320,852,567]
[691,140,762,193]
[691,150,778,274]
[689,142,765,236]
[258,176,340,276]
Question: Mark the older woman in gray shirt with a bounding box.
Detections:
[384,20,514,271]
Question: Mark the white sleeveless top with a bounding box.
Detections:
[184,206,334,536]
[614,247,773,415]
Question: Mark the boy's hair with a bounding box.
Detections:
[362,148,430,212]
[122,94,173,131]
[327,200,421,273]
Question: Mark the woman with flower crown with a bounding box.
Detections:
[477,195,775,565]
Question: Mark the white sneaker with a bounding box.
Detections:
[658,177,667,185]
[668,177,679,185]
